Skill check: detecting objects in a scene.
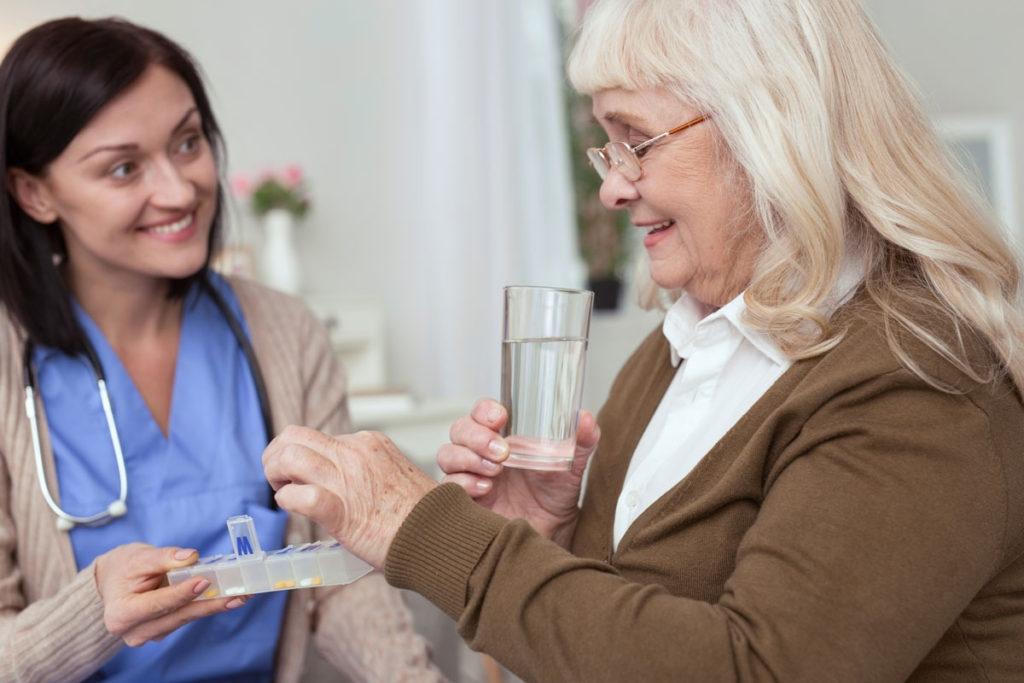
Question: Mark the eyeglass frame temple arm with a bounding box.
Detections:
[631,114,709,155]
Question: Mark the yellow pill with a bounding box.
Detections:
[202,589,220,599]
[273,580,296,589]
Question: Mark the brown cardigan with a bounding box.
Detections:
[0,276,443,683]
[386,294,1024,682]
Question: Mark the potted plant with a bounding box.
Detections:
[231,165,311,295]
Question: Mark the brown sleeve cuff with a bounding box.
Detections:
[384,483,506,619]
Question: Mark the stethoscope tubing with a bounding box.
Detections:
[22,275,274,531]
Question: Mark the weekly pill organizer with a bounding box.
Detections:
[167,514,372,600]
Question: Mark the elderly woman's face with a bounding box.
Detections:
[593,87,761,308]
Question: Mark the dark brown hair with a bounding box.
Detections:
[0,17,226,353]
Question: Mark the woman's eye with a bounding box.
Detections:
[177,135,201,154]
[110,162,136,179]
[633,141,656,160]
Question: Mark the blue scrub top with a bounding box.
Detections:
[33,274,287,683]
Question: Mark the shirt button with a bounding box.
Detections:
[625,490,640,508]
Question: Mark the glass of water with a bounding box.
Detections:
[501,286,593,471]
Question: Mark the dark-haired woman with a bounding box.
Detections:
[0,18,443,682]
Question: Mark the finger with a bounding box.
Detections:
[571,412,601,477]
[111,576,213,633]
[448,416,509,463]
[126,545,201,577]
[441,472,494,498]
[264,442,338,491]
[273,483,345,537]
[437,443,504,477]
[122,595,246,647]
[576,411,601,454]
[470,398,508,432]
[262,424,336,470]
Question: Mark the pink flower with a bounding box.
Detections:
[281,164,304,189]
[230,174,252,197]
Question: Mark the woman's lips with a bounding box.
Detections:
[139,212,197,243]
[640,220,675,249]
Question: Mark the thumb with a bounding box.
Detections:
[274,484,346,541]
[571,411,601,476]
[576,410,600,454]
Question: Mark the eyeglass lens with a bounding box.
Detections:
[587,142,641,181]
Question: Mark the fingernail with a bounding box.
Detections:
[226,597,247,609]
[487,405,503,423]
[475,479,492,492]
[487,439,509,461]
[193,579,211,595]
[481,458,501,474]
[174,548,197,561]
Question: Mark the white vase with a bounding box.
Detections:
[259,209,302,295]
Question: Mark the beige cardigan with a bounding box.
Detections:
[386,293,1024,681]
[0,276,443,683]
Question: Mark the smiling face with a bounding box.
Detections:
[13,64,218,294]
[593,87,762,309]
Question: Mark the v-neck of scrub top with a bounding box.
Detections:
[32,274,288,683]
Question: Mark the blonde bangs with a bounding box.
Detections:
[567,0,705,96]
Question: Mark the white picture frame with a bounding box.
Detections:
[936,116,1019,244]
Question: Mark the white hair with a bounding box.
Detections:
[569,0,1024,394]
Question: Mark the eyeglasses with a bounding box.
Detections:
[587,114,709,182]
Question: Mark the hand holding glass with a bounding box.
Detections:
[501,286,593,471]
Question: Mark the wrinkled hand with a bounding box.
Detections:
[262,425,437,569]
[437,399,600,548]
[95,543,245,647]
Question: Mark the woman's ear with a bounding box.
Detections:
[7,169,59,224]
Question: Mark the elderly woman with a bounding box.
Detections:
[263,0,1024,680]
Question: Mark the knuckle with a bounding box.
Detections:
[436,443,455,465]
[453,417,476,444]
[448,418,464,443]
[280,443,301,467]
[472,397,491,416]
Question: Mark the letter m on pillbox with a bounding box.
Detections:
[227,515,264,557]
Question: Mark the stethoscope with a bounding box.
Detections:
[22,275,274,532]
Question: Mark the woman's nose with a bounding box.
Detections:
[598,168,640,210]
[149,159,196,208]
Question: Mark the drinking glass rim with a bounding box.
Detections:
[503,285,595,298]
